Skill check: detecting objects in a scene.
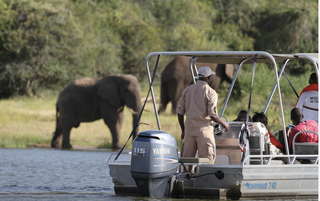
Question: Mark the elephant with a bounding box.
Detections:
[159,56,239,114]
[51,74,142,149]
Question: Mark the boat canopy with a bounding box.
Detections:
[145,51,318,156]
[146,51,318,65]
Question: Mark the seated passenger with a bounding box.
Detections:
[233,110,252,122]
[289,108,318,154]
[252,112,283,150]
[250,120,282,155]
[235,110,282,155]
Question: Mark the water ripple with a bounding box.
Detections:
[0,148,115,197]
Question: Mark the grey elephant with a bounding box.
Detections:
[51,74,142,149]
[159,56,239,114]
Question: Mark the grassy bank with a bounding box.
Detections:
[0,65,314,149]
[0,86,180,149]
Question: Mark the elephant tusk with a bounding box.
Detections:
[128,108,138,114]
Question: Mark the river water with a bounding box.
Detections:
[0,148,316,201]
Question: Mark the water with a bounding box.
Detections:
[0,148,188,201]
[0,148,115,200]
[0,148,315,201]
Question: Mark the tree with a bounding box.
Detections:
[0,0,79,97]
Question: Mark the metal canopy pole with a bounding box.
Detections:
[269,58,290,157]
[145,55,161,130]
[189,57,197,84]
[220,58,252,116]
[263,59,289,114]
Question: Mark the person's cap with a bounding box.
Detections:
[198,66,215,77]
[309,73,318,84]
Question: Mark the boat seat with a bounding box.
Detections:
[178,157,209,164]
[293,131,319,155]
[178,155,229,174]
[249,134,270,155]
[248,123,270,155]
[178,157,209,173]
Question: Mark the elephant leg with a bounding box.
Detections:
[171,98,179,114]
[168,79,186,115]
[52,120,63,148]
[61,126,73,149]
[158,99,169,114]
[159,81,170,114]
[103,111,123,149]
[51,131,63,148]
[118,109,124,131]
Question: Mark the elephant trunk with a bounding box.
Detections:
[124,85,142,141]
[132,112,139,140]
[129,99,142,140]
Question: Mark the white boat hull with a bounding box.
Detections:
[108,153,318,199]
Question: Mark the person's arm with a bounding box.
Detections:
[207,90,230,132]
[177,114,185,140]
[288,128,296,154]
[176,89,186,141]
[210,114,230,132]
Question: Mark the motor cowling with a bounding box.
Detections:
[130,130,179,197]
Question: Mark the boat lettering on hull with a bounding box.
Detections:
[245,182,277,189]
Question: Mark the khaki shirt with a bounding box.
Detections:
[176,80,218,136]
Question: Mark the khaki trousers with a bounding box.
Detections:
[181,134,216,166]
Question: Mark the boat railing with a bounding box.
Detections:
[242,154,319,165]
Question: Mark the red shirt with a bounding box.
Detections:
[268,130,283,149]
[289,120,318,147]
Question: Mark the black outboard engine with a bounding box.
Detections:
[130,130,179,197]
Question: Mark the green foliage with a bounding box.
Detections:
[254,0,318,53]
[69,0,123,76]
[220,0,318,53]
[210,23,255,51]
[0,0,318,97]
[0,0,80,97]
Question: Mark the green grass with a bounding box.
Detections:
[0,66,314,149]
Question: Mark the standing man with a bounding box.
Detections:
[176,66,230,167]
[295,73,318,124]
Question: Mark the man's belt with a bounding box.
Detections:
[303,105,318,111]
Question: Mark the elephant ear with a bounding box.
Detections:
[225,64,235,79]
[97,83,122,108]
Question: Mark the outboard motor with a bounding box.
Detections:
[130,130,179,197]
